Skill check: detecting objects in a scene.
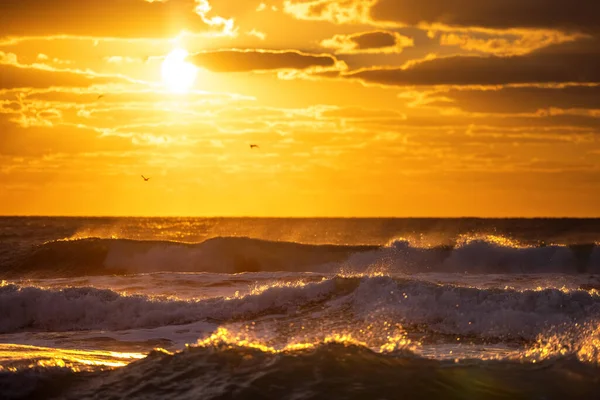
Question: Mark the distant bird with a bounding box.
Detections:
[250,144,259,149]
[97,94,105,100]
[141,175,151,182]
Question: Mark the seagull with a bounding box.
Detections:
[250,144,259,149]
[141,175,150,182]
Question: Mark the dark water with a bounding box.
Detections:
[2,216,600,246]
[2,217,600,399]
[4,345,600,400]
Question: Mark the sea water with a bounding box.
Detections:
[2,217,600,399]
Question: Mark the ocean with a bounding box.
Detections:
[2,217,600,399]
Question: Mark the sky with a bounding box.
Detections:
[1,0,599,217]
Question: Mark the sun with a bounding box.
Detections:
[161,48,197,93]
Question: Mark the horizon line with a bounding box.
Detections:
[1,215,600,219]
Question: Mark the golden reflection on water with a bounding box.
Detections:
[0,344,146,372]
[384,234,538,249]
[522,323,600,364]
[455,234,533,249]
[4,322,600,373]
[194,327,418,355]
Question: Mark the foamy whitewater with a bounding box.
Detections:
[2,217,600,399]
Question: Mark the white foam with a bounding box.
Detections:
[343,240,599,274]
[348,276,600,340]
[0,278,340,333]
[3,275,600,342]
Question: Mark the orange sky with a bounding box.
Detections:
[1,0,599,217]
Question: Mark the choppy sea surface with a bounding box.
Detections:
[2,217,600,399]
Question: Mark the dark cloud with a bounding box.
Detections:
[320,30,415,57]
[351,31,397,49]
[354,114,600,131]
[0,64,115,89]
[0,0,211,38]
[349,38,600,86]
[371,0,600,33]
[189,50,337,72]
[436,86,600,114]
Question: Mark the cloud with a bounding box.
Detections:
[0,0,234,38]
[320,30,414,54]
[284,0,600,34]
[256,2,278,12]
[246,29,267,40]
[10,87,252,105]
[0,51,129,90]
[370,0,600,33]
[104,56,143,64]
[0,115,135,156]
[348,38,600,87]
[320,106,406,120]
[283,0,378,25]
[519,159,596,173]
[0,64,115,89]
[438,30,582,56]
[188,49,339,72]
[430,85,600,114]
[351,31,396,49]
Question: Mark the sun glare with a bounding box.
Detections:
[161,48,197,93]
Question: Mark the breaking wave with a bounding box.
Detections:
[0,277,348,334]
[2,276,600,341]
[3,236,600,278]
[4,340,600,400]
[5,237,374,277]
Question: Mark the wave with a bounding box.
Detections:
[349,276,600,340]
[4,236,600,278]
[2,276,600,341]
[344,239,600,274]
[4,237,375,278]
[0,277,351,334]
[3,342,600,400]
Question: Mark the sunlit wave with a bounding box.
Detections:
[194,326,418,355]
[0,343,145,372]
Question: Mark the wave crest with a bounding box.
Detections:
[15,341,600,400]
[3,276,600,341]
[0,277,351,334]
[7,237,373,277]
[4,236,600,278]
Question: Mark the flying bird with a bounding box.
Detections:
[97,94,105,100]
[141,175,150,182]
[250,144,259,149]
